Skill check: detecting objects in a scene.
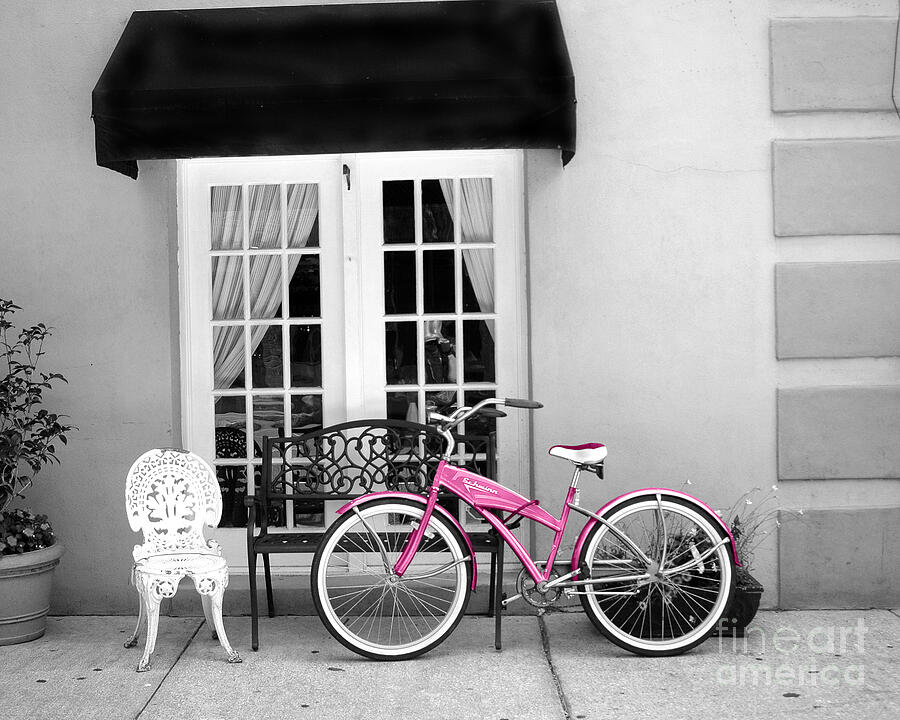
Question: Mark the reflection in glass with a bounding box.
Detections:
[383,180,415,244]
[249,184,280,249]
[211,256,243,320]
[385,322,418,385]
[463,390,497,438]
[461,249,494,313]
[290,325,322,387]
[423,320,456,386]
[249,255,281,319]
[387,391,419,421]
[253,395,284,458]
[460,178,493,243]
[214,398,247,455]
[251,325,283,389]
[291,394,323,435]
[426,390,457,419]
[384,252,416,314]
[422,179,454,243]
[214,463,248,528]
[213,326,245,389]
[210,186,243,250]
[294,499,325,527]
[287,183,319,248]
[288,255,321,317]
[463,320,495,383]
[423,250,455,313]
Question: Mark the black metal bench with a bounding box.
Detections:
[245,419,506,651]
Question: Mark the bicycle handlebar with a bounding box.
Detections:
[504,397,544,409]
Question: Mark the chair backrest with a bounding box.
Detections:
[125,448,222,560]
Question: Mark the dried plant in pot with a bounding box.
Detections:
[0,299,75,645]
[714,485,803,637]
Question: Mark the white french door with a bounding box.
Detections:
[178,151,527,570]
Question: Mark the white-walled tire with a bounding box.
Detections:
[578,495,735,656]
[311,498,472,660]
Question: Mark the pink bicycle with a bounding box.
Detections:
[311,398,738,660]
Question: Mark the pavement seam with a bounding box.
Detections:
[134,620,204,720]
[890,609,900,619]
[538,614,573,720]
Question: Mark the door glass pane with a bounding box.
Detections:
[424,320,456,386]
[289,325,322,388]
[249,184,281,249]
[385,321,418,385]
[426,389,457,418]
[422,179,454,243]
[464,390,498,438]
[251,325,283,389]
[253,395,284,458]
[214,399,247,456]
[461,249,494,313]
[460,178,493,243]
[291,394,323,435]
[383,180,415,244]
[288,255,321,317]
[423,250,455,313]
[387,391,418,421]
[463,320,495,383]
[249,255,281,319]
[215,463,248,528]
[210,186,243,250]
[211,257,243,320]
[213,326,245,389]
[287,183,320,248]
[384,251,416,314]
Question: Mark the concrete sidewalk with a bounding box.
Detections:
[2,610,898,720]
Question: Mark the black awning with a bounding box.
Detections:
[92,1,576,179]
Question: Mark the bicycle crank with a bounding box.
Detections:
[514,567,562,608]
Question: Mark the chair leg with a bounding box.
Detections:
[209,581,242,664]
[201,594,217,639]
[249,551,259,651]
[124,583,144,649]
[263,554,275,618]
[494,541,504,651]
[137,592,161,672]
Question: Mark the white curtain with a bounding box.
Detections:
[439,179,495,337]
[211,184,319,389]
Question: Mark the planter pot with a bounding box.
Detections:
[714,568,764,637]
[0,542,64,645]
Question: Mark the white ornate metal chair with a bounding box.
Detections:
[124,448,242,671]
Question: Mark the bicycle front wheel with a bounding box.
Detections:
[578,495,735,656]
[311,498,472,660]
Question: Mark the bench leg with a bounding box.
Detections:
[494,540,504,651]
[249,550,259,651]
[263,554,275,618]
[487,548,497,618]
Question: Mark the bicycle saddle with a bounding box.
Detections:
[548,442,607,465]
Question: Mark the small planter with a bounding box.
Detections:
[0,543,64,645]
[714,567,763,637]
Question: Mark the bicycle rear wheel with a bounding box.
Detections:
[311,498,472,660]
[578,495,734,656]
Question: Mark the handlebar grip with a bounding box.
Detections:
[504,398,543,409]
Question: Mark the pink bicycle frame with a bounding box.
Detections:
[392,461,575,584]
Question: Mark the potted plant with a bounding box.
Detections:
[715,485,803,636]
[0,299,74,645]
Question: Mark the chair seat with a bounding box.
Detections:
[548,442,607,465]
[135,553,226,577]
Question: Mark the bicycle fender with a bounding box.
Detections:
[338,492,478,589]
[569,488,741,575]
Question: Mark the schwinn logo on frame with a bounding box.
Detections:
[462,477,498,495]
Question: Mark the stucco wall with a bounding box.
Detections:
[2,0,899,613]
